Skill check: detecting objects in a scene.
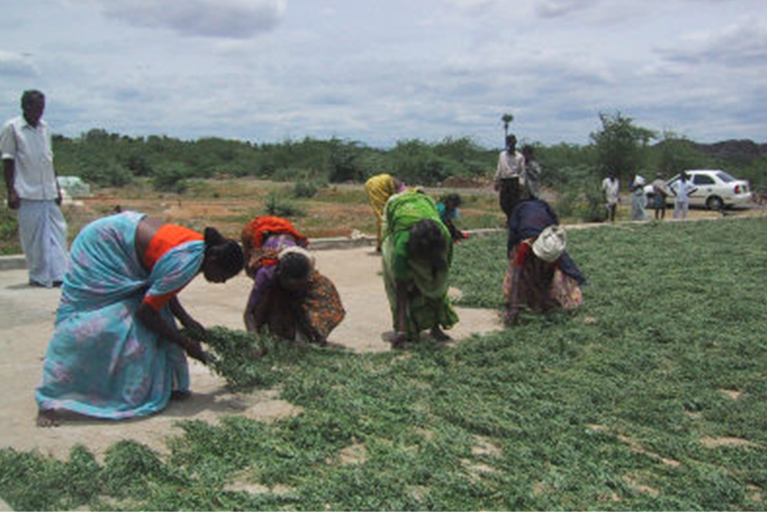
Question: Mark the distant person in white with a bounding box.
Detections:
[1,90,68,287]
[601,172,620,222]
[673,172,697,220]
[494,134,525,226]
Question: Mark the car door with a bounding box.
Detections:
[690,173,716,205]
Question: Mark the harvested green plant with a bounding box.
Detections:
[185,326,275,391]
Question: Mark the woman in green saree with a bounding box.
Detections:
[382,190,459,348]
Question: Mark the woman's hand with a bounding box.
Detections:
[180,336,208,365]
[183,318,207,340]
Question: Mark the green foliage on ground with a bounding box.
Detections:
[186,327,282,391]
[2,217,766,510]
[0,205,20,255]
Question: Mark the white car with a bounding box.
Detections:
[644,170,751,210]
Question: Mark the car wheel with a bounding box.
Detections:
[706,196,724,211]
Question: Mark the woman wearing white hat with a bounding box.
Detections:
[503,199,586,325]
[630,175,648,221]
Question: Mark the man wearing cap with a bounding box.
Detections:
[503,198,586,325]
[1,90,68,287]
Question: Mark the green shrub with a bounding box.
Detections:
[0,205,20,255]
[293,180,320,198]
[153,163,189,193]
[264,192,305,217]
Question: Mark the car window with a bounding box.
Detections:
[693,174,715,185]
[716,171,735,183]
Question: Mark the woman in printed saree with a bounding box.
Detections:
[364,173,405,252]
[382,190,459,348]
[241,216,345,346]
[35,211,243,426]
[503,199,586,326]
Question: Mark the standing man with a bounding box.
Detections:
[601,171,620,222]
[2,90,68,287]
[673,172,697,220]
[494,134,525,226]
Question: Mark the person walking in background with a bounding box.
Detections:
[601,171,620,222]
[673,172,697,220]
[436,193,468,243]
[494,134,525,226]
[1,90,68,288]
[364,173,406,252]
[651,173,672,220]
[630,175,648,221]
[521,145,541,200]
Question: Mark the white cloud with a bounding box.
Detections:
[0,51,39,77]
[95,0,286,38]
[534,0,595,18]
[658,19,767,68]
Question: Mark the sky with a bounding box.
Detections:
[1,0,765,149]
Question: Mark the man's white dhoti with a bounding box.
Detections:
[18,199,68,286]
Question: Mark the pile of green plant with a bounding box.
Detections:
[186,326,277,391]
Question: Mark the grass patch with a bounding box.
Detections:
[2,217,766,510]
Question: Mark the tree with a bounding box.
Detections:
[590,112,656,181]
[501,113,514,140]
[651,130,711,176]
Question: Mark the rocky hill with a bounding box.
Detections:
[693,140,767,163]
[655,139,767,165]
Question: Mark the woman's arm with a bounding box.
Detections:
[243,268,274,332]
[243,286,263,332]
[169,296,205,337]
[136,302,207,363]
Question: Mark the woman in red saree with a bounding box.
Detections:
[241,216,345,345]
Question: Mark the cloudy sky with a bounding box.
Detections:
[1,0,765,148]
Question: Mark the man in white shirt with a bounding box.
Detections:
[2,90,68,287]
[601,172,620,222]
[673,172,697,220]
[494,134,525,225]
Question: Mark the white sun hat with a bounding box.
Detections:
[532,225,566,263]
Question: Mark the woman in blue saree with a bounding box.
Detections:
[35,211,243,426]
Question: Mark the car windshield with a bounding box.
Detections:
[716,171,736,183]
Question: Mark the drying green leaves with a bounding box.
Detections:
[185,326,274,391]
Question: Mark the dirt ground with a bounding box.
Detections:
[0,245,502,467]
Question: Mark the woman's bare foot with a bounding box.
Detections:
[36,409,60,427]
[430,326,451,342]
[391,331,409,349]
[171,390,192,401]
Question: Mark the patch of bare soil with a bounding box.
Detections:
[623,474,660,496]
[700,436,760,449]
[337,440,368,465]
